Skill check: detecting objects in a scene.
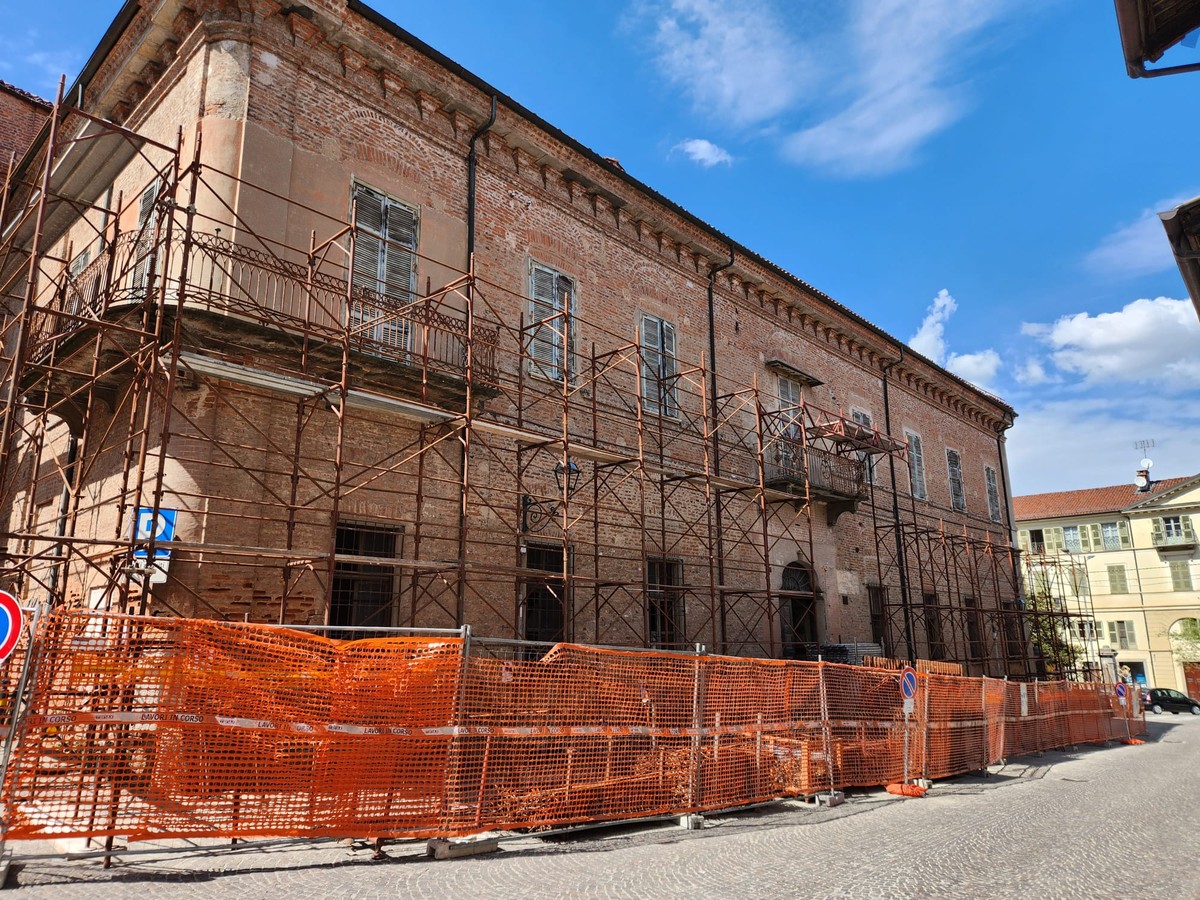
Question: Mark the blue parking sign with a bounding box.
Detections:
[133,508,176,560]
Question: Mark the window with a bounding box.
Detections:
[1152,515,1195,547]
[1107,565,1129,594]
[867,585,889,655]
[1075,618,1096,640]
[851,409,876,484]
[905,430,926,500]
[922,593,945,660]
[523,543,566,644]
[528,262,576,382]
[778,375,804,438]
[946,449,966,512]
[1063,526,1082,553]
[1001,600,1023,658]
[779,561,819,659]
[1107,620,1136,650]
[647,557,684,649]
[1170,560,1193,592]
[66,247,93,315]
[984,465,1002,523]
[129,182,160,300]
[331,522,400,636]
[350,184,418,354]
[1101,522,1122,550]
[640,314,677,416]
[963,597,984,660]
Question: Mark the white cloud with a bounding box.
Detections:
[1023,297,1200,386]
[0,29,80,97]
[1013,358,1050,386]
[1007,395,1200,495]
[635,0,1027,177]
[640,0,812,127]
[1084,196,1193,278]
[783,0,1025,176]
[907,288,1002,389]
[908,288,958,362]
[672,138,733,167]
[946,349,1001,388]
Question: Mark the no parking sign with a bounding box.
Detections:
[900,665,917,716]
[0,590,24,663]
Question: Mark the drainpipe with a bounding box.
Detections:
[455,95,497,628]
[46,433,80,604]
[881,347,915,663]
[466,95,497,268]
[993,418,1032,676]
[706,247,734,651]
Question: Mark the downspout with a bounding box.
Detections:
[881,347,915,663]
[706,247,734,651]
[46,433,80,604]
[466,95,497,266]
[994,418,1030,675]
[456,94,497,628]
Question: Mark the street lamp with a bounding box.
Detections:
[522,458,582,533]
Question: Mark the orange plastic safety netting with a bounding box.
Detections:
[0,612,1144,841]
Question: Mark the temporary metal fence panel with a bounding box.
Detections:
[0,611,1145,843]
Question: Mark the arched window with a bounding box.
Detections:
[779,561,818,659]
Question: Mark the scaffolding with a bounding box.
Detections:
[0,98,1053,674]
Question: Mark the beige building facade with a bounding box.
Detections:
[1016,473,1200,692]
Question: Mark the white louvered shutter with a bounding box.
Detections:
[640,315,661,413]
[130,183,159,299]
[660,319,677,416]
[906,431,926,500]
[530,265,569,381]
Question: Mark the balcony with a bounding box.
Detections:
[763,436,866,509]
[26,232,499,398]
[1153,531,1197,549]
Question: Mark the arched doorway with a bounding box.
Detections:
[1168,617,1200,696]
[779,560,819,659]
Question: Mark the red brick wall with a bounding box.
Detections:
[0,85,49,166]
[18,1,1021,669]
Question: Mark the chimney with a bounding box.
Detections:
[1135,468,1151,492]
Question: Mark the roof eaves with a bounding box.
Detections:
[1121,474,1200,512]
[347,0,1016,421]
[0,80,51,109]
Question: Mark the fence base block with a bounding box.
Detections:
[914,779,933,789]
[679,814,705,830]
[427,838,500,860]
[815,791,845,807]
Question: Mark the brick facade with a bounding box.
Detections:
[1,1,1031,674]
[0,81,49,167]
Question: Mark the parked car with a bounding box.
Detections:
[1141,687,1200,715]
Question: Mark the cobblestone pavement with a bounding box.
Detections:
[6,715,1198,899]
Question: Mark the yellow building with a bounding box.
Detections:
[1014,472,1200,694]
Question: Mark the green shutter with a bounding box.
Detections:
[1151,517,1164,545]
[1017,529,1030,553]
[1184,516,1196,542]
[1085,524,1101,553]
[1047,527,1064,553]
[1118,520,1131,549]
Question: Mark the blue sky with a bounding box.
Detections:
[3,0,1199,495]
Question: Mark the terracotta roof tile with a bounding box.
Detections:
[0,80,51,108]
[1013,476,1192,521]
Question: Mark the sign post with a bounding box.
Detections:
[900,665,917,785]
[133,507,176,585]
[1115,682,1132,742]
[0,591,24,664]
